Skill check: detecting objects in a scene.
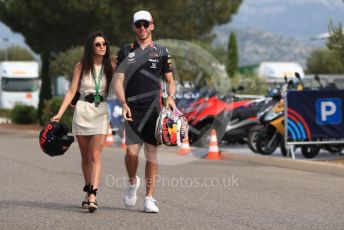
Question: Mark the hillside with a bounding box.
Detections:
[214,27,315,68]
[227,0,344,41]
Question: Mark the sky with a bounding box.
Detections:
[223,0,344,41]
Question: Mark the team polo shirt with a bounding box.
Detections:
[116,41,173,108]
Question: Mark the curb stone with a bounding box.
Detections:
[221,151,344,177]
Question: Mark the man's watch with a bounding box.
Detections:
[168,95,176,100]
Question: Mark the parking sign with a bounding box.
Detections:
[316,98,342,124]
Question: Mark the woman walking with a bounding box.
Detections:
[51,31,114,212]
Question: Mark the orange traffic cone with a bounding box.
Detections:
[105,124,114,146]
[205,129,221,160]
[178,138,191,155]
[120,129,126,150]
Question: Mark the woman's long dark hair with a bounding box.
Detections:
[80,31,113,94]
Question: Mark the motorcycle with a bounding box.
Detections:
[222,97,266,145]
[186,87,252,147]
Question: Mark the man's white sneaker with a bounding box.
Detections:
[124,176,140,207]
[144,196,159,213]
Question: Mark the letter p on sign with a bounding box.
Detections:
[316,98,342,124]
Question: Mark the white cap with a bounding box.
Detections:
[133,10,152,23]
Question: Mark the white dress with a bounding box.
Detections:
[72,65,109,135]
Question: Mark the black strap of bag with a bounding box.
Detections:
[71,91,80,106]
[70,67,82,107]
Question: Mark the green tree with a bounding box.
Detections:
[227,32,239,77]
[0,0,242,123]
[49,46,83,80]
[170,40,227,83]
[327,21,344,64]
[306,48,344,74]
[50,45,119,80]
[0,46,34,61]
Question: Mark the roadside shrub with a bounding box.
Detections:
[0,109,11,118]
[41,97,73,131]
[11,105,37,124]
[231,73,268,95]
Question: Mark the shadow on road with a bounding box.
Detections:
[0,200,143,213]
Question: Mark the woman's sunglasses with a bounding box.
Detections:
[94,42,109,48]
[134,20,150,29]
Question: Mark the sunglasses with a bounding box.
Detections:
[134,20,150,29]
[94,42,109,47]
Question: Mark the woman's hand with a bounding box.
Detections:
[51,114,62,122]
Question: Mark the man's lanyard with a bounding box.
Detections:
[92,65,103,106]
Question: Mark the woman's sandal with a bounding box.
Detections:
[82,184,90,209]
[88,185,98,213]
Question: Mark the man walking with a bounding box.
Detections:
[114,10,176,213]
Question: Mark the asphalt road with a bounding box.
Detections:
[0,128,343,230]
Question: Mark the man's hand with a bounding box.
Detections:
[165,96,177,110]
[122,103,133,121]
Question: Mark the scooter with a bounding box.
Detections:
[247,87,282,153]
[255,74,304,156]
[255,96,287,155]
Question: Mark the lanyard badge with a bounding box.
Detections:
[92,66,103,107]
[94,94,101,107]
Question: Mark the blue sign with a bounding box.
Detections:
[107,98,124,131]
[287,90,344,142]
[316,98,342,124]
